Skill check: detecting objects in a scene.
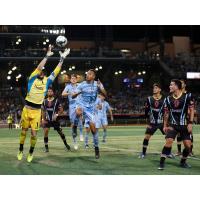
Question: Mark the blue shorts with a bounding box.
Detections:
[76,104,97,125]
[69,106,82,126]
[96,117,108,128]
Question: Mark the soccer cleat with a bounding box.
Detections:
[180,162,191,168]
[175,151,182,156]
[65,144,71,151]
[189,152,194,157]
[158,164,165,170]
[138,153,145,159]
[27,153,33,163]
[167,153,175,159]
[85,144,89,149]
[80,135,84,142]
[17,151,23,161]
[44,147,49,153]
[74,143,78,150]
[95,146,100,159]
[102,139,106,143]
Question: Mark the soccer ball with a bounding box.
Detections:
[56,35,68,47]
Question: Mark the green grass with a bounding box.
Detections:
[0,125,200,175]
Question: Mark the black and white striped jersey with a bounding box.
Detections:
[42,98,61,122]
[164,93,194,126]
[145,95,166,124]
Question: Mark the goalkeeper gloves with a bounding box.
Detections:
[45,45,54,58]
[59,48,70,63]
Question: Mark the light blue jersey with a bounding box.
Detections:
[63,83,79,108]
[97,100,111,119]
[76,81,104,124]
[63,83,79,123]
[76,81,99,108]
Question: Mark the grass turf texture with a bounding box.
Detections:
[0,125,199,175]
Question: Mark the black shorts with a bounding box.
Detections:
[165,125,192,141]
[43,121,61,131]
[145,124,165,135]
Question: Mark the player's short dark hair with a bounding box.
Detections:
[180,79,187,85]
[48,86,54,92]
[88,69,96,76]
[99,92,106,98]
[71,74,77,78]
[171,79,182,89]
[153,83,161,89]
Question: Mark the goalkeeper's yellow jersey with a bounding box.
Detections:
[25,66,61,105]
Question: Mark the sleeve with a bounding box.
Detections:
[76,82,83,93]
[145,97,150,117]
[29,68,41,80]
[106,102,111,111]
[47,65,61,83]
[63,85,69,93]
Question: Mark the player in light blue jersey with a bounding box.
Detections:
[96,93,113,143]
[72,69,107,159]
[62,74,84,150]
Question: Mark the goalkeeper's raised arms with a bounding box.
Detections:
[37,45,54,71]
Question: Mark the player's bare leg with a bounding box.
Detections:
[139,134,152,158]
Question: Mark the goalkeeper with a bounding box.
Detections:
[17,45,70,163]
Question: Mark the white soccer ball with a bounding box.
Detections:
[56,35,68,47]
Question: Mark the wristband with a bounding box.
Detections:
[188,121,193,124]
[59,57,64,63]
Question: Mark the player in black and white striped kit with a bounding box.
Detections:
[42,87,70,152]
[139,83,166,158]
[158,79,194,170]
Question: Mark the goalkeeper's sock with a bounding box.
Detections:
[29,136,37,154]
[19,131,26,151]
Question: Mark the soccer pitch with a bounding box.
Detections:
[0,125,199,175]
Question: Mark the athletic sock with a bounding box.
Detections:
[19,131,26,151]
[181,147,190,163]
[92,130,99,147]
[72,126,77,143]
[85,132,89,145]
[44,137,48,149]
[29,136,37,154]
[103,129,107,141]
[160,146,172,165]
[177,135,182,152]
[142,138,149,155]
[79,124,83,137]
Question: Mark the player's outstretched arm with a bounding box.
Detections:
[48,48,70,83]
[37,45,54,71]
[109,108,114,121]
[97,79,107,97]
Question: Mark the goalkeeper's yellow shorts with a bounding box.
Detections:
[21,106,41,131]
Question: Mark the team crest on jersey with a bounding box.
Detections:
[174,100,180,108]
